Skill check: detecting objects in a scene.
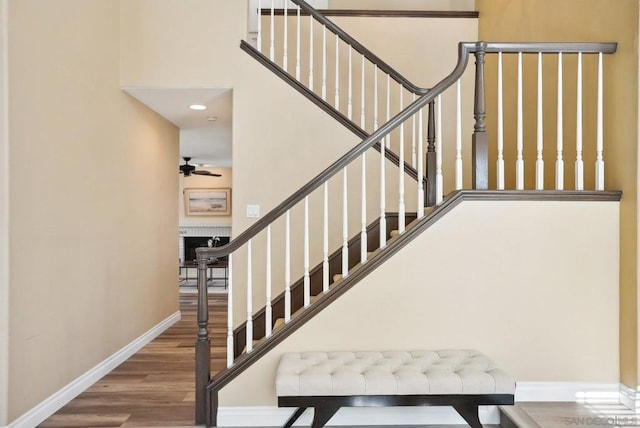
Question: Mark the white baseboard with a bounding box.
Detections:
[7,311,181,428]
[515,382,621,403]
[217,405,500,426]
[620,383,640,412]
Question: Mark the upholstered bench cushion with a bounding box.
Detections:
[276,350,515,397]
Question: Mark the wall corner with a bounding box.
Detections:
[0,0,10,425]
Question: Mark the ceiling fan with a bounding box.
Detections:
[179,157,221,177]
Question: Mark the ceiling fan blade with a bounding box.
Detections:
[192,170,222,177]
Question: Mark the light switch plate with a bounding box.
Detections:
[246,204,260,218]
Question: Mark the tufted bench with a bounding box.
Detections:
[275,350,515,428]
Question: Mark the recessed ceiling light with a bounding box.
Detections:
[207,116,218,122]
[189,104,207,111]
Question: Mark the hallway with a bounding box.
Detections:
[39,294,226,427]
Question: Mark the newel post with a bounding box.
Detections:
[472,42,489,189]
[195,249,211,425]
[426,100,437,207]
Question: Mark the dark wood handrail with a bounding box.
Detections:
[287,0,429,95]
[485,42,617,53]
[196,40,617,262]
[196,41,473,262]
[260,9,480,19]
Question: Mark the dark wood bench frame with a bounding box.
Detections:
[278,393,515,428]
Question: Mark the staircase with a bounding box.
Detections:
[193,2,618,426]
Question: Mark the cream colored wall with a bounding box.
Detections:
[120,0,245,88]
[179,167,233,225]
[220,199,620,406]
[476,0,639,391]
[7,0,179,422]
[0,0,8,424]
[327,0,475,11]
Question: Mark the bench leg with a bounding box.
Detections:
[283,407,307,428]
[453,403,482,428]
[310,405,340,428]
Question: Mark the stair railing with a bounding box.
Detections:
[195,40,616,425]
[253,0,429,178]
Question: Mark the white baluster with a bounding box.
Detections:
[361,54,366,129]
[265,225,272,337]
[323,182,329,292]
[378,69,387,249]
[436,94,443,204]
[295,5,301,81]
[283,1,288,71]
[380,141,387,249]
[516,52,524,190]
[308,16,313,90]
[497,52,505,190]
[398,88,405,233]
[361,152,367,264]
[455,79,463,190]
[374,65,379,131]
[246,239,253,352]
[385,74,391,149]
[348,47,353,120]
[411,93,417,168]
[596,52,604,191]
[536,52,544,190]
[269,0,275,61]
[257,0,262,53]
[556,52,564,190]
[284,210,291,322]
[417,108,424,217]
[575,52,584,190]
[226,254,234,367]
[303,196,310,307]
[321,25,327,101]
[342,167,349,277]
[334,34,340,109]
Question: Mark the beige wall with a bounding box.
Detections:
[476,0,639,390]
[220,199,620,406]
[327,0,476,11]
[120,0,246,88]
[0,0,8,424]
[179,167,233,225]
[7,0,179,422]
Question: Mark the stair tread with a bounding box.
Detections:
[270,293,323,334]
[425,206,436,215]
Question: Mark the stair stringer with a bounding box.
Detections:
[210,190,621,426]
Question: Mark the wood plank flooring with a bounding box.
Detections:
[39,293,227,428]
[38,292,638,427]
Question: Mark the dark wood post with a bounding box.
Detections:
[195,250,211,425]
[472,42,489,190]
[426,100,437,207]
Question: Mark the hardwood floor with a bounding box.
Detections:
[39,293,227,428]
[39,292,638,427]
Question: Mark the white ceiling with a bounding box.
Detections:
[123,87,233,167]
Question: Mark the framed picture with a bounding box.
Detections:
[184,188,231,216]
